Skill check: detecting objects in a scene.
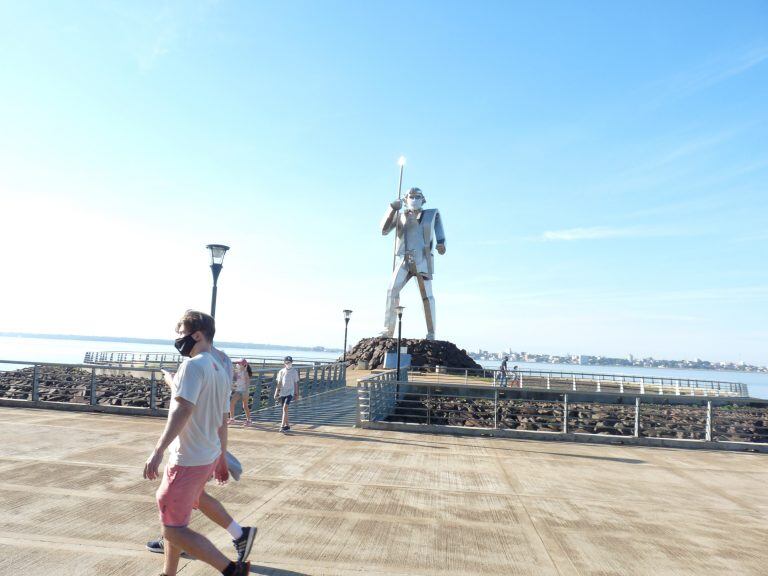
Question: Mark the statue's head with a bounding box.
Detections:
[405,187,426,211]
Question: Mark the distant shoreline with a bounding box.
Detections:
[0,332,341,354]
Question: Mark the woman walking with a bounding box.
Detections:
[229,359,252,426]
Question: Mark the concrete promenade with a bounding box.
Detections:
[0,404,766,575]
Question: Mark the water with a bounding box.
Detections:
[478,360,768,400]
[0,335,338,366]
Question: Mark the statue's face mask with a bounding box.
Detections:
[405,193,425,211]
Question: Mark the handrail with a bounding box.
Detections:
[82,350,329,368]
[355,379,768,445]
[0,358,346,413]
[406,365,749,397]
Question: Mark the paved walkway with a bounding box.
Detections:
[0,406,766,575]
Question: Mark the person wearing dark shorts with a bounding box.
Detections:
[274,356,299,432]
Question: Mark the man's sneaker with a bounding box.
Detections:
[233,526,257,562]
[146,536,194,559]
[284,425,291,431]
[232,561,251,576]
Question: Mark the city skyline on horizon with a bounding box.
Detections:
[0,2,766,365]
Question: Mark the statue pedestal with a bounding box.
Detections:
[343,336,481,371]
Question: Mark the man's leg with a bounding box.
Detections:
[163,534,183,576]
[198,491,257,564]
[198,490,233,529]
[283,400,290,427]
[381,264,410,337]
[163,525,230,573]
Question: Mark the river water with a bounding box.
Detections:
[1,336,766,399]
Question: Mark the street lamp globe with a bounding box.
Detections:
[206,244,230,266]
[343,309,353,321]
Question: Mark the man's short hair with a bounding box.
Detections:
[176,310,215,342]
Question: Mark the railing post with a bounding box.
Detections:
[493,388,498,429]
[675,380,680,396]
[572,375,576,391]
[619,377,624,394]
[90,368,97,406]
[546,375,550,390]
[634,397,640,437]
[706,401,712,442]
[464,369,468,385]
[427,385,431,426]
[150,371,157,410]
[659,380,663,395]
[32,365,39,402]
[563,394,568,434]
[596,377,601,393]
[640,378,645,395]
[519,373,523,389]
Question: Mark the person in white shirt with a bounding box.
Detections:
[142,310,255,576]
[229,359,252,426]
[274,356,299,432]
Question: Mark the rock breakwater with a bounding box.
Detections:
[396,396,768,443]
[0,366,171,408]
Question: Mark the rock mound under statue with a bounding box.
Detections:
[343,337,481,370]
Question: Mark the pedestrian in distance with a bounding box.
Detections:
[512,365,520,386]
[274,356,299,432]
[228,359,252,426]
[498,355,509,387]
[143,310,256,576]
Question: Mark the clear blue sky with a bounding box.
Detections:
[1,1,766,364]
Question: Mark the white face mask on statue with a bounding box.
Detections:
[405,196,423,211]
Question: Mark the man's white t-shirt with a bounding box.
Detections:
[277,367,299,397]
[168,351,230,467]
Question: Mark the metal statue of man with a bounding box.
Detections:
[380,187,446,340]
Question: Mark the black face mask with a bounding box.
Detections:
[174,334,196,357]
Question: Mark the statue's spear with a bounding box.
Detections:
[392,155,406,271]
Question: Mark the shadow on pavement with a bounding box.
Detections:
[250,565,310,575]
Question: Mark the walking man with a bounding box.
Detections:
[143,310,255,576]
[274,356,299,432]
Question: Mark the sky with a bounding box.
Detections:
[0,1,766,364]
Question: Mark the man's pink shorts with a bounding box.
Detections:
[156,462,216,527]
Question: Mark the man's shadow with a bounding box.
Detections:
[250,566,310,575]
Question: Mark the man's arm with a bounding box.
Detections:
[214,412,229,484]
[143,397,194,480]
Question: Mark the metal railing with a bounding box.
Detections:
[355,378,768,445]
[82,350,333,369]
[0,358,346,414]
[406,366,749,398]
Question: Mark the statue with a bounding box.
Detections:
[380,187,446,340]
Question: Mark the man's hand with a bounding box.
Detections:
[214,454,229,485]
[390,199,402,211]
[143,449,163,480]
[436,243,446,255]
[161,369,176,388]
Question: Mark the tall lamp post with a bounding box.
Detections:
[206,244,230,318]
[395,306,405,379]
[342,309,353,363]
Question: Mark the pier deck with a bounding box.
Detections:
[0,406,765,575]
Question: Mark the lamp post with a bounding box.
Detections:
[205,244,230,318]
[342,309,352,363]
[395,305,404,378]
